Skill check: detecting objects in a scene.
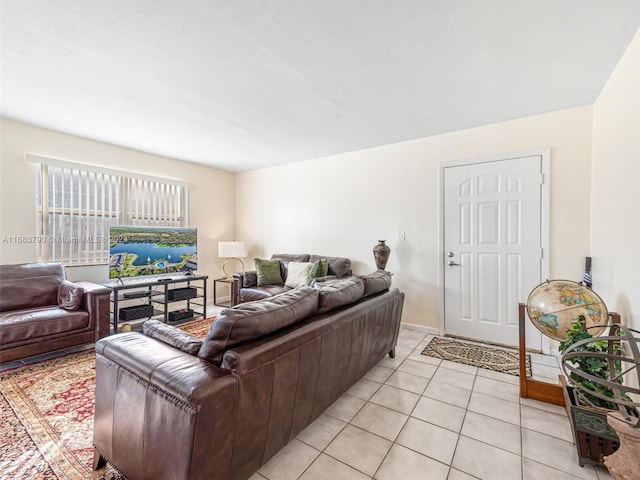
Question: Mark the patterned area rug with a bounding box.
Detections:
[0,316,215,480]
[176,316,215,339]
[421,337,531,377]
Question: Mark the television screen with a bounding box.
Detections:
[109,226,197,279]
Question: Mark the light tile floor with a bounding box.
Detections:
[250,326,613,480]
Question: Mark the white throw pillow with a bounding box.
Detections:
[285,262,313,288]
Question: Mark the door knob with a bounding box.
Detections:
[447,252,455,258]
[448,260,461,266]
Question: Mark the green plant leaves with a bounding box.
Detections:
[560,319,630,410]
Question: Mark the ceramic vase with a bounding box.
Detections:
[373,240,391,271]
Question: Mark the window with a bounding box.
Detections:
[33,156,189,265]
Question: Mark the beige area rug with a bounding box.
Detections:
[421,336,531,377]
[0,316,215,480]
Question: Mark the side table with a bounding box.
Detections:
[214,277,238,308]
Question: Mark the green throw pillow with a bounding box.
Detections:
[255,258,284,286]
[307,258,329,285]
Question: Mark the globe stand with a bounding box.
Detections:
[518,304,621,406]
[518,303,565,405]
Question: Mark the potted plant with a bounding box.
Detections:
[558,317,630,467]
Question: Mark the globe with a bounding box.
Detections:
[526,279,608,341]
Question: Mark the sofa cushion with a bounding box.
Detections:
[359,271,393,297]
[255,258,284,286]
[285,262,313,288]
[271,254,311,281]
[240,285,291,303]
[307,258,329,285]
[239,270,257,288]
[199,286,319,365]
[309,276,338,288]
[314,277,365,314]
[0,262,65,312]
[0,307,90,345]
[58,280,84,310]
[143,319,203,355]
[271,254,310,263]
[308,255,351,278]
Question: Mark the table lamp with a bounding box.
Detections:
[218,241,247,279]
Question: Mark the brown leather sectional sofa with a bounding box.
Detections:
[0,262,111,364]
[93,271,403,480]
[233,253,352,303]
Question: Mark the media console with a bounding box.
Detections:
[103,275,208,333]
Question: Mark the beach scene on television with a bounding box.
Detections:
[109,226,197,278]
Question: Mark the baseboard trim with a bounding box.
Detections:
[400,322,439,335]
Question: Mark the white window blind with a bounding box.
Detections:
[33,156,189,265]
[125,177,185,226]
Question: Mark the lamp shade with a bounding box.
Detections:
[218,241,247,258]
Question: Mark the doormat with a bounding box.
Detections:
[421,337,531,377]
[0,316,216,479]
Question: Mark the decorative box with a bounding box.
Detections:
[168,308,194,322]
[119,304,154,321]
[166,287,197,301]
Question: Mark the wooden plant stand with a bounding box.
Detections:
[518,303,565,406]
[518,304,621,407]
[561,376,620,467]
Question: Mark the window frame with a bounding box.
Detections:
[29,155,192,266]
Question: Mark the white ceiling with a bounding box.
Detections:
[2,1,640,172]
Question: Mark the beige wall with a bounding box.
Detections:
[0,118,236,289]
[237,106,594,328]
[592,28,640,330]
[6,64,631,332]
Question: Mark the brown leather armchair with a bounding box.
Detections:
[0,262,111,363]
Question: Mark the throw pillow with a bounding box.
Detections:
[255,258,284,286]
[309,255,351,278]
[285,262,313,288]
[307,258,329,285]
[57,280,84,310]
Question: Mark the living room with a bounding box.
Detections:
[2,17,639,336]
[1,2,640,480]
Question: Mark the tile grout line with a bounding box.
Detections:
[446,364,478,479]
[274,331,583,480]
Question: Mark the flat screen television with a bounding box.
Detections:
[109,226,197,279]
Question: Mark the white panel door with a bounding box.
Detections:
[444,155,543,349]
